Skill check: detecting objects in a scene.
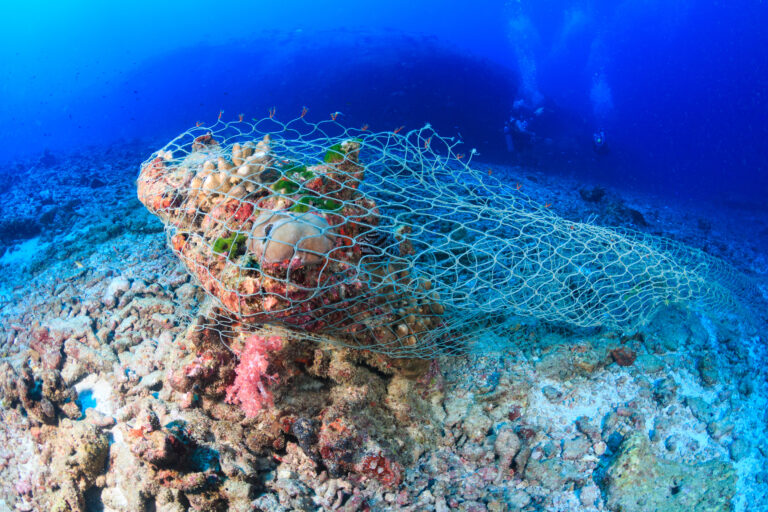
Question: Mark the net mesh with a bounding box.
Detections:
[137,115,755,357]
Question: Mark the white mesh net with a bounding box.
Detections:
[137,114,755,357]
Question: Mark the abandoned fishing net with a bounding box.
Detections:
[137,114,752,357]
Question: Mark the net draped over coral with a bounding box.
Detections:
[137,115,751,357]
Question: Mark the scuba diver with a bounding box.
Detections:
[505,99,539,153]
[504,120,514,152]
[592,129,609,154]
[505,117,532,152]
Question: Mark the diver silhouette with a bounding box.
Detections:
[505,100,538,153]
[592,129,609,154]
[505,118,533,152]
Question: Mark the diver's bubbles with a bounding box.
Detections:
[506,9,544,107]
[590,72,614,121]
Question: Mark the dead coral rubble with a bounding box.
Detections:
[26,419,110,512]
[602,433,736,512]
[2,138,767,511]
[162,308,439,498]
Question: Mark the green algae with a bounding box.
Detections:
[289,195,343,213]
[279,160,314,180]
[323,143,346,163]
[323,139,362,163]
[213,233,247,259]
[272,178,301,195]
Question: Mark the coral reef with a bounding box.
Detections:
[0,128,766,511]
[138,128,442,356]
[162,309,439,490]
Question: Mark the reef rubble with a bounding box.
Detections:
[0,142,766,511]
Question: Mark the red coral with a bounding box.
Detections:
[30,328,63,370]
[225,335,284,417]
[358,451,403,487]
[610,347,637,367]
[171,234,187,253]
[234,202,254,222]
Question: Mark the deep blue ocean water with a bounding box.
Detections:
[1,0,766,205]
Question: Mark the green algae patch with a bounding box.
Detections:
[279,160,314,180]
[213,233,247,259]
[289,195,343,213]
[272,177,301,195]
[323,143,346,163]
[602,433,736,512]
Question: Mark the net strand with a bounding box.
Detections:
[137,116,756,357]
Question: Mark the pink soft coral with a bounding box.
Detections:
[225,335,284,417]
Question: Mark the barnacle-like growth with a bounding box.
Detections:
[138,115,754,357]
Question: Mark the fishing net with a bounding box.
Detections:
[137,114,754,357]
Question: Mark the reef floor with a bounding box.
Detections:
[0,143,767,512]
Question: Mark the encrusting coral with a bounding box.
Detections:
[138,122,445,360]
[138,122,444,435]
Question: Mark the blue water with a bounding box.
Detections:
[1,4,768,510]
[1,0,766,205]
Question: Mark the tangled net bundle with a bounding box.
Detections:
[138,115,753,358]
